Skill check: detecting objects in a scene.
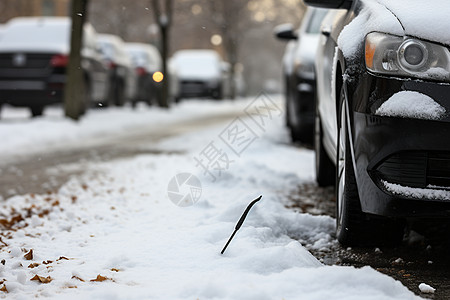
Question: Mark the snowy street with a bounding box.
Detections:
[0,96,424,299]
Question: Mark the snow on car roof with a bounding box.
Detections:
[0,17,71,53]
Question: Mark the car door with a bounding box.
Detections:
[316,9,348,161]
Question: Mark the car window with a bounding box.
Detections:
[306,9,328,34]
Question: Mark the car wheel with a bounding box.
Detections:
[315,99,335,186]
[284,80,290,127]
[336,87,404,246]
[114,80,125,107]
[30,106,44,117]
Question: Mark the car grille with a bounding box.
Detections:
[180,80,205,95]
[373,151,450,189]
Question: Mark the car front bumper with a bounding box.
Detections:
[0,74,65,106]
[350,73,450,217]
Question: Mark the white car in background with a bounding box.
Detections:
[171,49,225,100]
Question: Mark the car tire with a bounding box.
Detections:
[336,87,404,246]
[315,99,335,187]
[114,80,125,107]
[30,106,44,117]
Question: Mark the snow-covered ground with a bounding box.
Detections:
[0,97,419,299]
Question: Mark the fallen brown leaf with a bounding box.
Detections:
[24,249,33,260]
[57,256,70,261]
[90,274,110,282]
[0,285,7,293]
[28,263,39,268]
[30,275,52,284]
[42,260,53,265]
[71,275,85,282]
[110,268,120,272]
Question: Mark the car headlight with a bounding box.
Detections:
[365,32,450,82]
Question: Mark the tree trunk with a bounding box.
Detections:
[64,0,88,120]
[160,24,169,108]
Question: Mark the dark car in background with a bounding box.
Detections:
[171,49,225,100]
[0,17,109,116]
[125,42,163,107]
[306,0,450,246]
[275,7,328,144]
[98,34,136,107]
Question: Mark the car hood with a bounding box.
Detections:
[376,0,450,46]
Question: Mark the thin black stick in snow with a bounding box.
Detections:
[221,195,262,255]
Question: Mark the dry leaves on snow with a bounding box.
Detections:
[30,275,53,283]
[90,274,111,282]
[24,249,33,260]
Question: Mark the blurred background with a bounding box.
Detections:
[0,0,305,96]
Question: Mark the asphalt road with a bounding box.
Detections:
[1,109,449,299]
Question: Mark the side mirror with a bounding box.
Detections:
[274,24,297,40]
[304,0,352,9]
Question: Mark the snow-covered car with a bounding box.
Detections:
[275,7,328,144]
[0,17,109,116]
[98,34,137,106]
[171,49,225,100]
[125,42,163,107]
[307,0,450,246]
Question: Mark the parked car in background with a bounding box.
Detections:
[0,17,109,116]
[97,34,136,107]
[125,42,163,107]
[306,0,450,246]
[275,7,328,144]
[171,49,225,100]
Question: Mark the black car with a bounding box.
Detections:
[275,7,328,144]
[0,17,109,117]
[306,0,450,246]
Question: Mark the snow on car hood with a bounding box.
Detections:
[338,0,450,60]
[376,0,450,46]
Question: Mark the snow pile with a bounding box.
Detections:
[375,91,446,120]
[0,99,419,299]
[418,283,435,294]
